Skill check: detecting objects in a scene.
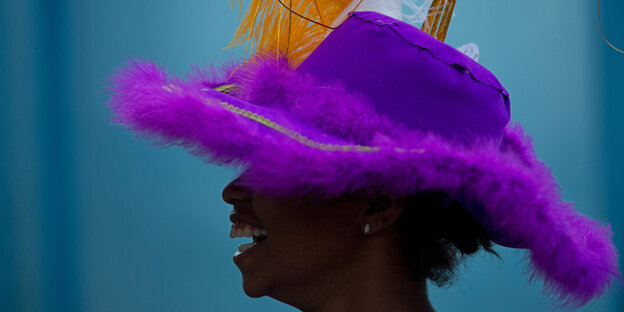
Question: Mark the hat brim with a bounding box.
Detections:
[108,58,619,308]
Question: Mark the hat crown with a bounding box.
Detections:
[297,11,510,145]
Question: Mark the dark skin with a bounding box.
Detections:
[222,175,436,312]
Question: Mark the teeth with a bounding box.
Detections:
[238,242,254,252]
[229,223,267,239]
[231,223,268,255]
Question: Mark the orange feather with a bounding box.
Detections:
[228,0,358,67]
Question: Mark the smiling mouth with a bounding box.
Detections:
[230,223,267,253]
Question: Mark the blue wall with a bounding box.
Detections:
[1,1,621,311]
[602,0,624,310]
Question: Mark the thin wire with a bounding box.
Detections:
[312,0,327,26]
[598,0,624,54]
[277,0,363,30]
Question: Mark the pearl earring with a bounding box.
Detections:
[363,223,371,234]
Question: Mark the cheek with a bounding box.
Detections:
[261,204,360,277]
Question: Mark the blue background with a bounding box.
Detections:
[1,0,622,311]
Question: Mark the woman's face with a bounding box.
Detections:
[221,176,369,299]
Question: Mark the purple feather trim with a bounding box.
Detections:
[106,56,620,309]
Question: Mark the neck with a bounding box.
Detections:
[270,225,435,312]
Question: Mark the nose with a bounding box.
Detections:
[221,177,253,206]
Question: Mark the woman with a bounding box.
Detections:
[222,175,494,311]
[108,0,619,311]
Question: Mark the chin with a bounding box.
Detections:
[241,275,272,298]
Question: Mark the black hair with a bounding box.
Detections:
[397,191,499,287]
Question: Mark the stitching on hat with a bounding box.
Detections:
[349,12,509,97]
[374,18,399,26]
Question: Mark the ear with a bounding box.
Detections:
[359,193,406,235]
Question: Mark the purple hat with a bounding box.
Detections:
[108,10,619,308]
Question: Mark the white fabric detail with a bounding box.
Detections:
[356,0,403,21]
[456,42,480,62]
[402,0,434,24]
[354,0,480,62]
